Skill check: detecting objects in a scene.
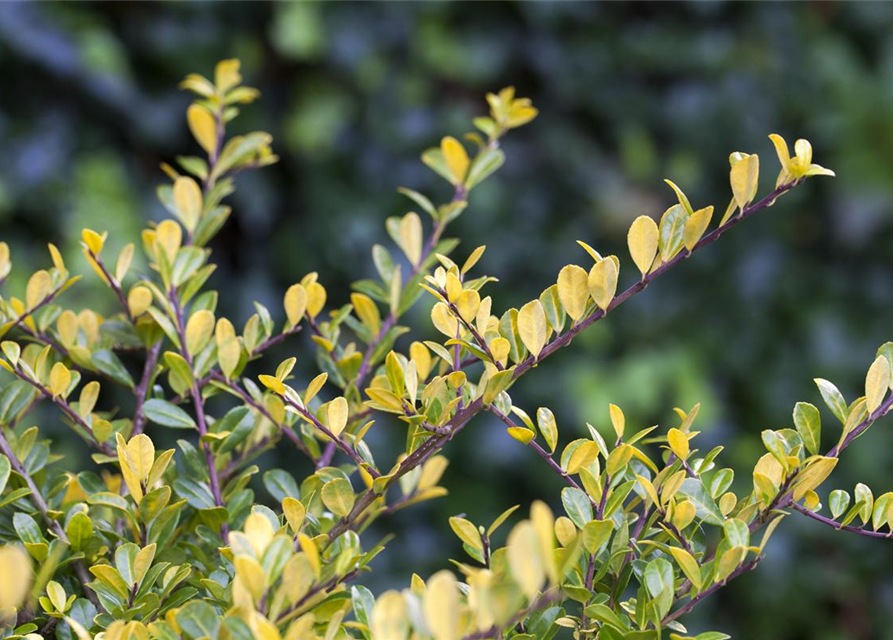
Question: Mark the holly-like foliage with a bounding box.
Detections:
[0,60,880,640]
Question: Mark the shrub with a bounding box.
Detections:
[0,60,880,640]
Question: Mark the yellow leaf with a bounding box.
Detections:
[627,215,659,277]
[683,206,714,252]
[791,456,838,500]
[490,337,510,367]
[115,243,134,282]
[609,403,625,440]
[25,270,51,310]
[667,428,690,460]
[441,136,470,185]
[49,362,71,398]
[284,284,308,327]
[507,521,545,600]
[259,375,285,395]
[173,176,204,232]
[606,444,633,477]
[455,289,481,324]
[351,293,381,335]
[372,591,409,640]
[669,547,702,591]
[0,544,32,611]
[154,220,182,262]
[81,228,105,255]
[127,434,155,484]
[78,381,100,418]
[566,441,598,475]
[132,544,156,585]
[672,500,696,530]
[399,212,423,265]
[424,571,459,640]
[556,265,590,321]
[865,355,891,413]
[185,310,215,357]
[305,282,327,319]
[128,286,153,317]
[588,258,618,311]
[321,478,355,518]
[730,153,760,210]
[215,58,242,92]
[518,300,547,358]
[305,372,328,404]
[283,497,306,534]
[507,426,535,444]
[431,302,459,338]
[327,397,348,438]
[187,104,218,155]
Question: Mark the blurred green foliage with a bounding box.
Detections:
[1,2,893,637]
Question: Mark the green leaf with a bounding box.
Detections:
[659,204,688,262]
[829,489,850,520]
[143,399,196,430]
[65,512,94,552]
[263,469,300,503]
[561,487,593,529]
[536,407,558,454]
[176,600,220,640]
[0,455,10,495]
[91,349,135,388]
[677,478,724,526]
[814,378,847,425]
[793,402,821,456]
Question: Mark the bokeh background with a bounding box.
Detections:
[2,2,893,638]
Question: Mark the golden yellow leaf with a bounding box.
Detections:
[81,228,105,255]
[154,220,182,262]
[173,176,204,232]
[556,265,590,321]
[609,403,625,440]
[431,302,459,337]
[283,497,306,534]
[25,270,51,310]
[627,215,659,277]
[187,104,218,155]
[667,428,690,460]
[327,397,348,438]
[683,206,714,252]
[305,282,327,319]
[424,571,459,640]
[518,300,547,358]
[49,362,71,398]
[455,289,481,324]
[730,152,760,210]
[507,520,545,599]
[669,547,702,591]
[351,293,381,335]
[588,258,618,311]
[128,286,153,317]
[185,310,215,356]
[399,212,423,265]
[441,136,470,185]
[865,355,891,413]
[372,591,409,640]
[258,375,285,395]
[284,284,307,327]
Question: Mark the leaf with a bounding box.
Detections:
[627,215,659,277]
[143,399,196,429]
[814,378,847,424]
[284,284,308,326]
[588,258,618,311]
[865,355,891,413]
[321,478,355,518]
[424,571,459,640]
[730,152,760,210]
[581,519,613,555]
[507,521,545,599]
[0,456,9,495]
[683,206,714,252]
[667,428,689,460]
[399,212,423,266]
[561,487,593,528]
[792,456,838,501]
[677,478,724,526]
[91,349,135,388]
[371,591,409,640]
[553,268,586,327]
[659,204,688,262]
[518,300,547,358]
[536,407,558,454]
[173,177,204,232]
[441,136,470,185]
[609,404,625,440]
[187,104,218,155]
[829,489,850,519]
[449,517,483,551]
[49,362,71,398]
[793,402,821,456]
[669,547,702,591]
[327,397,349,437]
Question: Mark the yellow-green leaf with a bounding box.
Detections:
[556,265,589,322]
[424,571,459,640]
[327,397,349,438]
[627,215,659,277]
[683,206,714,252]
[588,259,618,311]
[865,355,891,413]
[518,300,547,358]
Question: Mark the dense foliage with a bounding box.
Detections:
[0,58,886,640]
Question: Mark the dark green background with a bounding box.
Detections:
[1,2,892,637]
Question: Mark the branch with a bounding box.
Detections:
[662,556,762,625]
[791,503,893,539]
[131,340,162,436]
[326,181,799,543]
[0,426,100,607]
